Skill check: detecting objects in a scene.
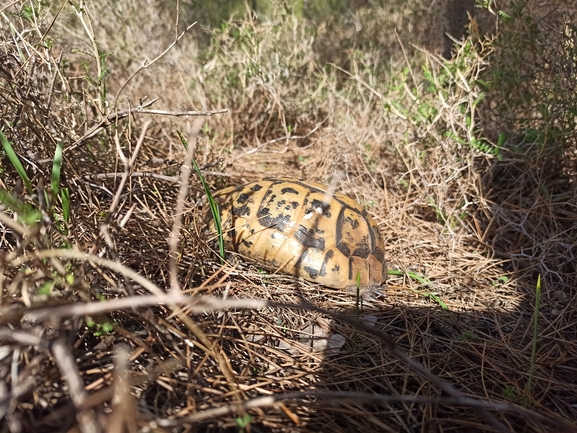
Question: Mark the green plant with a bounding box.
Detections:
[200,4,321,139]
[418,38,496,156]
[86,318,117,336]
[194,162,224,263]
[457,330,478,342]
[486,1,577,163]
[235,413,252,433]
[37,281,53,296]
[387,269,449,310]
[502,384,518,401]
[524,275,541,406]
[0,131,33,194]
[0,190,41,225]
[491,275,509,286]
[0,135,70,241]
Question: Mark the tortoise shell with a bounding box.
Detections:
[206,177,387,289]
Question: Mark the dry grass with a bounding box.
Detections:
[1,1,576,432]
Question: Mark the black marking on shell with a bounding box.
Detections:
[352,245,371,259]
[334,206,377,259]
[303,264,319,279]
[270,232,283,247]
[232,205,251,218]
[262,189,273,204]
[348,256,354,281]
[366,223,376,254]
[345,215,360,229]
[372,247,385,263]
[267,178,323,195]
[335,208,350,256]
[335,208,345,248]
[251,184,263,192]
[277,199,294,212]
[281,186,300,195]
[294,225,325,250]
[257,207,292,231]
[294,249,310,274]
[257,207,272,227]
[261,179,372,224]
[310,199,331,218]
[337,242,350,257]
[290,201,300,209]
[319,250,333,277]
[237,193,250,204]
[278,214,292,231]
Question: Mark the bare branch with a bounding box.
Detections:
[51,339,99,433]
[63,101,226,154]
[112,22,197,104]
[168,118,203,294]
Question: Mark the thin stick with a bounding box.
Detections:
[168,119,203,294]
[105,120,151,221]
[63,102,226,154]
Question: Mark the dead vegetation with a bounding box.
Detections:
[1,1,576,432]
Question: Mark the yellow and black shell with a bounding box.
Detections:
[206,178,387,289]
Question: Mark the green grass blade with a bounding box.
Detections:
[177,131,188,150]
[525,274,541,406]
[51,141,64,195]
[175,130,225,264]
[355,271,361,322]
[0,130,33,194]
[193,160,225,263]
[61,187,70,224]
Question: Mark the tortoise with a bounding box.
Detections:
[205,177,387,289]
